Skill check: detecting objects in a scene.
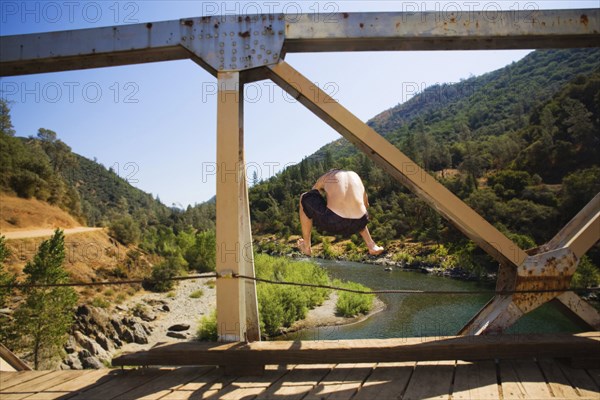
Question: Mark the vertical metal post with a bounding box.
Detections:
[215,71,260,342]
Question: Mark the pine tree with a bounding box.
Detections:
[13,229,78,369]
[0,236,16,343]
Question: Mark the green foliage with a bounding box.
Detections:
[571,256,600,289]
[109,215,141,245]
[0,236,16,344]
[196,310,218,341]
[334,280,374,317]
[90,296,110,308]
[144,257,184,292]
[255,254,330,337]
[12,230,78,369]
[189,289,204,299]
[185,230,216,272]
[0,236,15,308]
[321,237,338,259]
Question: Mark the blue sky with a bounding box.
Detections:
[1,1,597,207]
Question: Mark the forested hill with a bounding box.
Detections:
[249,48,600,270]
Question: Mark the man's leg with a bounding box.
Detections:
[359,226,384,256]
[298,194,313,256]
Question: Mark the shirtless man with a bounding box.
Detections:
[298,169,384,256]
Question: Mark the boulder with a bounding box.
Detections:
[168,324,190,332]
[130,322,149,344]
[162,304,170,312]
[166,331,188,339]
[81,355,104,369]
[65,353,83,370]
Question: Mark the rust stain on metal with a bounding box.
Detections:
[239,31,250,38]
[183,20,194,27]
[580,14,589,26]
[450,17,456,23]
[396,22,400,29]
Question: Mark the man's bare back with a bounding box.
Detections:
[316,170,367,219]
[298,169,384,256]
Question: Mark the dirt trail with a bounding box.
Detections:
[2,227,103,240]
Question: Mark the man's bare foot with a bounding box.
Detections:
[368,245,384,256]
[297,239,312,256]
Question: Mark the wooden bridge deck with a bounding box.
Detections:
[1,358,599,400]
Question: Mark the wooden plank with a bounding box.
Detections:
[537,359,581,400]
[113,333,600,367]
[403,360,454,400]
[303,363,374,400]
[213,365,289,400]
[67,368,168,400]
[112,367,213,400]
[499,360,528,400]
[353,362,414,400]
[159,367,234,400]
[2,370,89,400]
[512,360,554,399]
[1,371,54,390]
[558,362,600,399]
[452,360,500,400]
[0,371,66,395]
[256,364,333,400]
[25,369,114,400]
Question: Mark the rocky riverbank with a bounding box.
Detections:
[60,277,216,369]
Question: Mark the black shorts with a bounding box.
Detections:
[301,189,369,236]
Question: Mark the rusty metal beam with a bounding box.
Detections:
[2,9,599,76]
[284,9,600,53]
[266,60,527,269]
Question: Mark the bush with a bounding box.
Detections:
[255,254,330,337]
[571,256,600,289]
[109,216,141,245]
[189,289,204,299]
[186,230,216,272]
[143,258,183,292]
[197,310,218,341]
[335,280,374,317]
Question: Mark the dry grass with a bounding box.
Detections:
[0,194,82,231]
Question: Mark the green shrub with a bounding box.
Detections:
[109,216,141,245]
[143,258,183,292]
[189,289,204,299]
[335,280,374,317]
[255,254,330,337]
[90,296,110,308]
[197,310,218,341]
[571,256,600,289]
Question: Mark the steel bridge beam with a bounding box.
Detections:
[1,9,599,76]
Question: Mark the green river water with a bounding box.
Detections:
[280,259,588,341]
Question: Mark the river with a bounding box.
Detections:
[281,259,588,341]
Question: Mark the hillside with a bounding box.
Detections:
[0,194,81,232]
